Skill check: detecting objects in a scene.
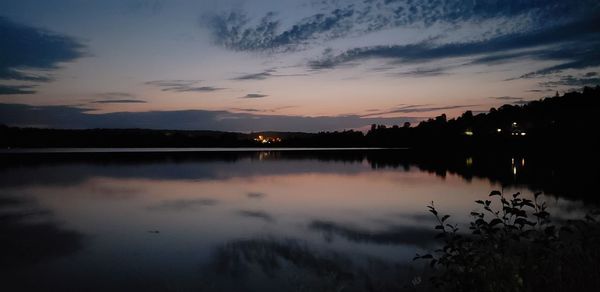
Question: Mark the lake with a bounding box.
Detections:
[0,149,593,291]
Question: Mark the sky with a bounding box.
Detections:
[1,0,599,132]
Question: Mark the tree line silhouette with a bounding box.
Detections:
[1,86,599,151]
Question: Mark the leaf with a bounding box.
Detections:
[430,259,438,268]
[533,211,550,218]
[515,218,536,226]
[560,226,573,233]
[489,218,503,226]
[521,199,535,208]
[475,200,485,205]
[512,192,521,198]
[489,190,502,197]
[441,215,450,222]
[545,226,556,235]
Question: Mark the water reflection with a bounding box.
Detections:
[0,195,84,264]
[200,238,415,291]
[0,149,594,291]
[2,150,596,201]
[309,220,437,248]
[0,193,85,290]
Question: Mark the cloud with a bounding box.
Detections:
[488,96,523,100]
[147,198,218,211]
[231,68,307,81]
[240,93,268,99]
[390,67,449,78]
[96,92,135,98]
[123,0,164,15]
[145,80,224,92]
[0,103,421,132]
[203,8,355,52]
[204,1,599,53]
[92,99,147,104]
[231,69,276,81]
[361,104,477,117]
[0,85,36,95]
[310,12,600,72]
[538,75,600,88]
[516,43,600,78]
[228,105,297,113]
[526,89,554,93]
[0,16,85,92]
[247,192,265,199]
[91,92,146,103]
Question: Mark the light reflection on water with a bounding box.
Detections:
[0,150,588,291]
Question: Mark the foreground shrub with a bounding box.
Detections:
[415,191,600,292]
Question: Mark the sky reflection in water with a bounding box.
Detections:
[0,150,587,291]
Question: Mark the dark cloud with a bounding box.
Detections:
[96,92,135,98]
[123,0,164,15]
[0,103,421,132]
[231,68,307,81]
[231,69,276,80]
[204,1,599,53]
[240,93,268,99]
[526,89,554,93]
[0,16,85,91]
[147,198,218,211]
[538,75,600,88]
[0,69,53,82]
[310,13,600,74]
[228,105,297,113]
[203,8,355,51]
[247,192,266,199]
[391,67,449,77]
[92,99,147,104]
[145,80,224,92]
[516,43,600,78]
[228,107,263,112]
[361,104,477,117]
[488,96,523,100]
[90,92,145,104]
[0,85,36,95]
[355,0,597,29]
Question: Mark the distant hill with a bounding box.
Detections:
[365,85,600,152]
[1,85,599,151]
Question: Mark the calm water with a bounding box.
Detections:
[0,149,591,291]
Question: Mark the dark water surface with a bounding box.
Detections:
[0,149,594,291]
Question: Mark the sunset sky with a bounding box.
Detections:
[1,0,599,131]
